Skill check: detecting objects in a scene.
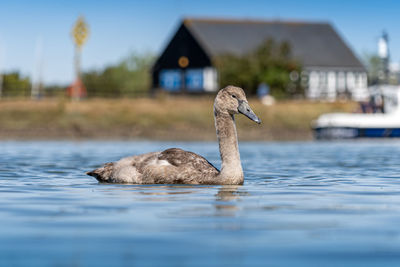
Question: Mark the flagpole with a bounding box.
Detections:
[71,16,89,100]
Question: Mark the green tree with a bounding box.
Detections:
[82,52,155,97]
[362,52,380,85]
[2,72,31,97]
[215,39,302,98]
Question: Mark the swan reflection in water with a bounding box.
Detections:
[98,184,247,216]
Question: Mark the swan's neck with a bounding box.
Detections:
[214,109,243,184]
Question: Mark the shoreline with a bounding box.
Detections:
[0,97,356,141]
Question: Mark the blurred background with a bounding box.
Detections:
[3,2,400,266]
[0,0,398,140]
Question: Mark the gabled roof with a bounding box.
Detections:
[183,18,365,70]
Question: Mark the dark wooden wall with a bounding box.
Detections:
[151,24,212,89]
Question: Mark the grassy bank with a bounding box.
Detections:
[0,97,356,140]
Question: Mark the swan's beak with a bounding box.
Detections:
[238,100,261,124]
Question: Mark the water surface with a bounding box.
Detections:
[1,141,400,266]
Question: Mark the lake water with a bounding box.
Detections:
[1,141,400,266]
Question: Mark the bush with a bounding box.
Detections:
[1,72,31,97]
[215,39,302,98]
[82,52,155,97]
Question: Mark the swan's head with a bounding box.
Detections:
[214,85,261,124]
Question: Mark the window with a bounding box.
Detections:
[186,69,203,91]
[160,70,181,91]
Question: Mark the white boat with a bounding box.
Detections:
[312,85,400,139]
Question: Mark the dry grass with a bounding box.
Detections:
[0,97,357,140]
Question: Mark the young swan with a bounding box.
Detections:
[87,86,261,185]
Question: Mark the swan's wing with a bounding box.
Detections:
[158,148,219,178]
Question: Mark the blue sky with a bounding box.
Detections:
[0,0,399,85]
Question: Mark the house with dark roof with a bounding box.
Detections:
[152,18,368,100]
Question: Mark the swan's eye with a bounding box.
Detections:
[231,94,237,98]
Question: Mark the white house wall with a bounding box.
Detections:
[203,67,218,92]
[352,73,369,101]
[337,72,346,93]
[327,71,336,100]
[308,71,320,99]
[306,69,368,101]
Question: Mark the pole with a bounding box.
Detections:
[71,16,89,100]
[73,45,81,101]
[31,37,43,100]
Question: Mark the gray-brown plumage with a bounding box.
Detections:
[86,86,261,185]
